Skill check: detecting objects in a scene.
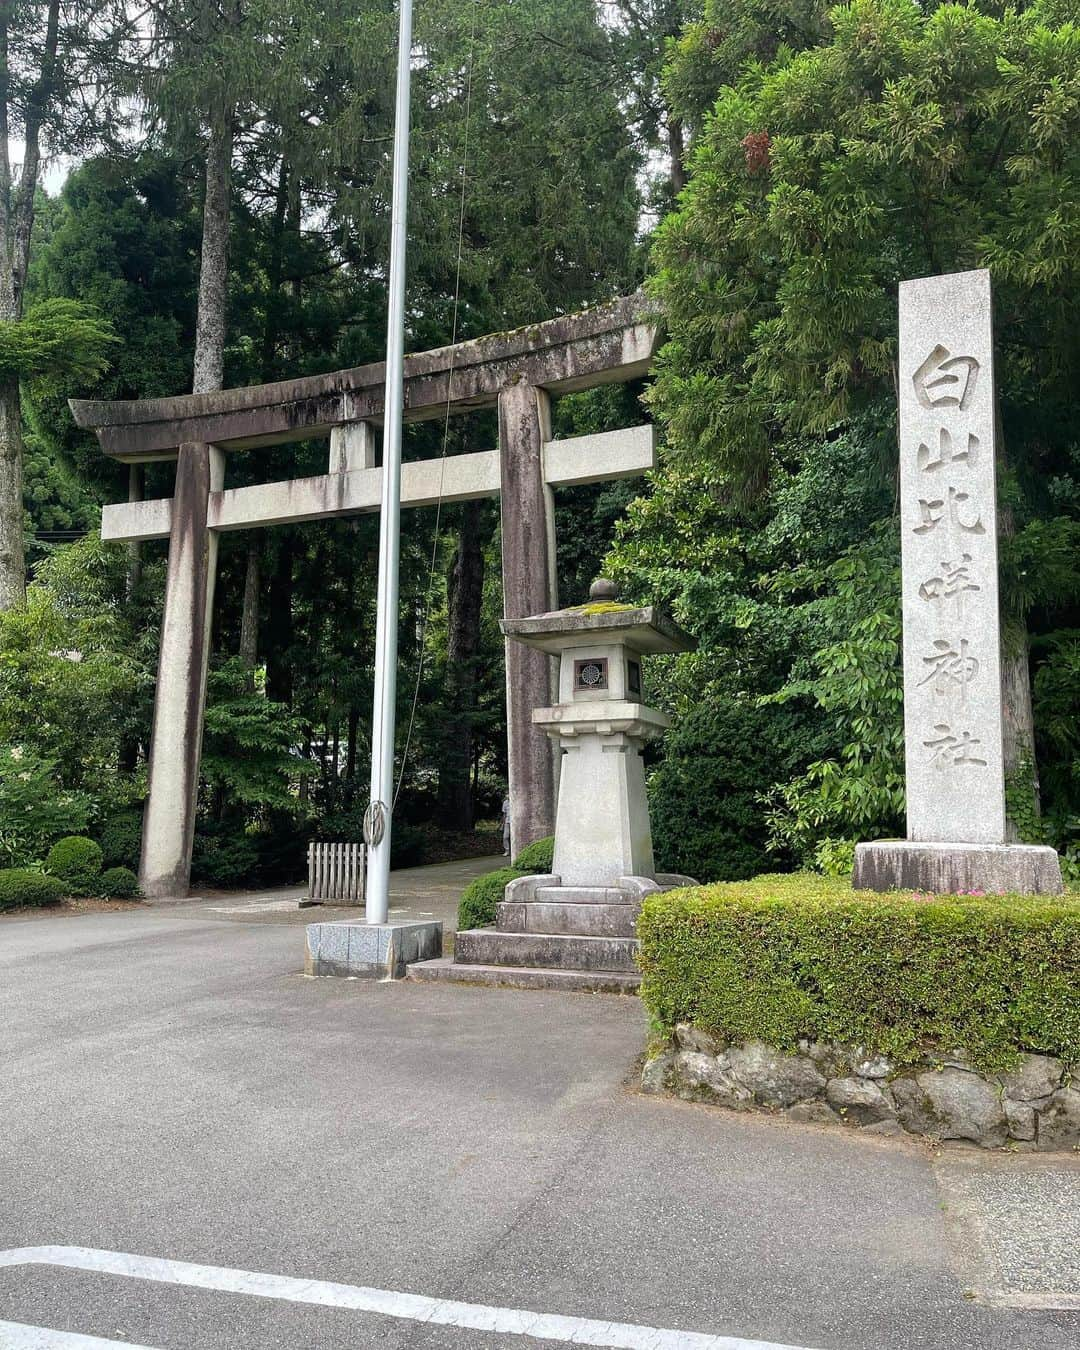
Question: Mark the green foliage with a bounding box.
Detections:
[664,0,831,129]
[651,0,1080,480]
[99,866,139,899]
[638,0,1080,875]
[45,836,103,895]
[649,700,817,881]
[0,535,149,814]
[98,811,142,870]
[763,528,905,863]
[201,661,314,813]
[811,837,856,878]
[512,836,555,872]
[638,875,1080,1073]
[611,416,904,877]
[457,866,524,932]
[0,869,65,912]
[0,746,92,868]
[390,824,427,870]
[191,829,260,890]
[458,840,556,928]
[0,300,116,391]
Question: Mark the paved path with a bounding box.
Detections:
[1,859,1077,1349]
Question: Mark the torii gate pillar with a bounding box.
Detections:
[498,381,558,857]
[140,441,224,896]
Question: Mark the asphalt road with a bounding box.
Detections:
[2,860,1077,1350]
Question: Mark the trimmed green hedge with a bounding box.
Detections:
[512,836,554,872]
[99,866,140,899]
[99,812,142,870]
[457,836,556,930]
[637,874,1080,1074]
[458,866,522,930]
[45,835,103,895]
[0,869,65,911]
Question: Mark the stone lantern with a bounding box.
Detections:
[430,578,697,990]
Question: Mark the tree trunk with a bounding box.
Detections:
[437,501,485,829]
[192,109,235,395]
[0,373,24,609]
[346,703,359,779]
[258,156,290,381]
[0,0,60,611]
[238,536,260,687]
[996,410,1039,839]
[126,464,145,598]
[668,115,687,198]
[266,534,295,704]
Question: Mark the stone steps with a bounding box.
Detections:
[454,928,640,972]
[408,956,640,994]
[496,900,637,938]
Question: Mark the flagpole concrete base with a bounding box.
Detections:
[304,920,443,980]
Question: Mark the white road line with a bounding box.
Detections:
[0,1246,819,1350]
[0,1320,161,1349]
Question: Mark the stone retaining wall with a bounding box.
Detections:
[642,1028,1080,1150]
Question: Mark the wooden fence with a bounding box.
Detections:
[307,841,365,905]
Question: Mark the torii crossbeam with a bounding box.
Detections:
[71,296,659,898]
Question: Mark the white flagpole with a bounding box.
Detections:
[366,0,414,926]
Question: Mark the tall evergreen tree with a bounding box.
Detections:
[0,0,131,607]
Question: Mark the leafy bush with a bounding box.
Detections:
[638,875,1080,1074]
[458,839,556,929]
[0,868,65,911]
[251,820,310,885]
[512,836,554,872]
[191,830,260,888]
[99,866,139,899]
[391,823,427,869]
[649,702,819,882]
[99,811,142,870]
[45,835,103,894]
[0,745,92,868]
[811,837,856,878]
[457,866,523,931]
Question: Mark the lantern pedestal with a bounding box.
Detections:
[411,580,697,991]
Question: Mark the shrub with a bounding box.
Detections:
[457,866,524,931]
[0,868,65,911]
[512,835,554,872]
[812,837,856,878]
[390,822,427,869]
[648,702,821,883]
[457,837,557,929]
[0,745,92,867]
[191,830,260,888]
[99,811,142,870]
[637,875,1080,1074]
[99,866,140,899]
[45,835,103,894]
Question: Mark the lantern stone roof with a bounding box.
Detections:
[500,580,695,656]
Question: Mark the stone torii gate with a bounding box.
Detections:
[70,296,658,898]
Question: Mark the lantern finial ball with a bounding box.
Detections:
[588,576,618,603]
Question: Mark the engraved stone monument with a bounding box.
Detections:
[411,578,698,989]
[853,269,1063,894]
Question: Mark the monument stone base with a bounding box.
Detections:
[305,920,442,980]
[853,840,1063,896]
